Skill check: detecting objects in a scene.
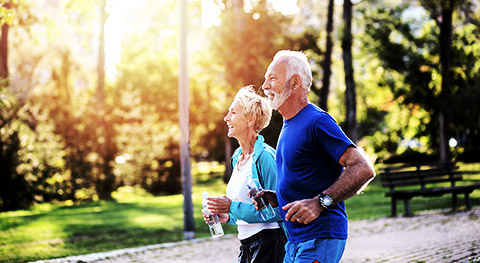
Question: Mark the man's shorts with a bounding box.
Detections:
[284,238,346,263]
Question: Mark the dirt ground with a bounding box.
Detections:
[33,208,480,263]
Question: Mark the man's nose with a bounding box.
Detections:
[261,81,269,90]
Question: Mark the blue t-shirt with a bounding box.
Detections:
[276,104,354,242]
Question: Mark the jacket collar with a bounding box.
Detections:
[232,135,265,166]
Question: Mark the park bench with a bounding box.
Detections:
[379,162,480,217]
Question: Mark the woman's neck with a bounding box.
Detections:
[236,134,256,170]
[238,132,256,156]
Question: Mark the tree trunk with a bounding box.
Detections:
[97,0,106,105]
[95,0,115,200]
[320,0,334,111]
[439,0,454,162]
[342,0,357,142]
[0,2,10,79]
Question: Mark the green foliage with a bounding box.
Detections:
[0,0,37,28]
[286,27,324,105]
[357,2,480,161]
[192,1,291,161]
[110,0,183,195]
[1,83,67,211]
[3,0,480,214]
[209,2,289,89]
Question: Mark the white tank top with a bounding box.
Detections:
[226,156,279,240]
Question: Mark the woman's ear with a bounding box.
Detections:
[247,115,257,128]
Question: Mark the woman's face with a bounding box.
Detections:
[224,100,250,139]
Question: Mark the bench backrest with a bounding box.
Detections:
[379,162,462,191]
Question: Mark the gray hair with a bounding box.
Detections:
[272,50,312,90]
[234,86,272,133]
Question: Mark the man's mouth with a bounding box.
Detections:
[265,92,275,100]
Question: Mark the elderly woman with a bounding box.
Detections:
[204,86,286,263]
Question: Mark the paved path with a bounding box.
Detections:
[33,208,480,263]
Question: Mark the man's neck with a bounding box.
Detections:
[278,96,309,120]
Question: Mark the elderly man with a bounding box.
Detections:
[258,50,375,263]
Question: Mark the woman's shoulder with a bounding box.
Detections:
[256,142,276,163]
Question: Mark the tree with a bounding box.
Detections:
[320,0,335,111]
[0,85,30,211]
[110,0,184,195]
[359,1,480,162]
[94,0,117,200]
[0,1,10,78]
[205,0,290,181]
[342,0,358,142]
[420,0,455,161]
[0,0,34,211]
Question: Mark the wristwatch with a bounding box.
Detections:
[317,193,333,210]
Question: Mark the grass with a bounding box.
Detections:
[1,161,479,262]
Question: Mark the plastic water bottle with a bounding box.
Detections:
[246,175,275,221]
[201,192,224,238]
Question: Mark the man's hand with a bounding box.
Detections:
[252,190,278,210]
[206,195,232,214]
[283,197,323,224]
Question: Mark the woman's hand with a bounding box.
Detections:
[202,210,229,224]
[216,213,229,224]
[202,209,212,224]
[207,195,232,214]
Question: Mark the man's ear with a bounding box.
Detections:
[292,74,301,90]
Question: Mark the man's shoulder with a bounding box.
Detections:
[304,104,339,126]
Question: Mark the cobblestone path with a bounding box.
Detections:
[33,208,480,263]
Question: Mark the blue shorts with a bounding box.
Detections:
[284,238,346,263]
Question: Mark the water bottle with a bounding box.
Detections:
[246,175,275,221]
[201,192,224,238]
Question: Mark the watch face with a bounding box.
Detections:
[322,196,332,206]
[323,196,332,206]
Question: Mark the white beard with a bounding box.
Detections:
[268,81,293,110]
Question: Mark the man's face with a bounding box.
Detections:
[262,61,292,110]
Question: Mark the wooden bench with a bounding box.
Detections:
[379,162,480,217]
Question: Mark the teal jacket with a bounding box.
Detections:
[227,135,283,225]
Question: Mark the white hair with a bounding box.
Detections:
[272,50,313,90]
[234,86,272,133]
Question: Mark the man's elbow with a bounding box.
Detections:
[365,163,376,181]
[356,163,375,195]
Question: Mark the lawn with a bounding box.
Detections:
[1,162,479,262]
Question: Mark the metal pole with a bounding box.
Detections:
[179,0,195,240]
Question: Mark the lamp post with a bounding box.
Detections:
[179,0,195,240]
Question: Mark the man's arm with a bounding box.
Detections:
[284,146,375,224]
[323,146,376,202]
